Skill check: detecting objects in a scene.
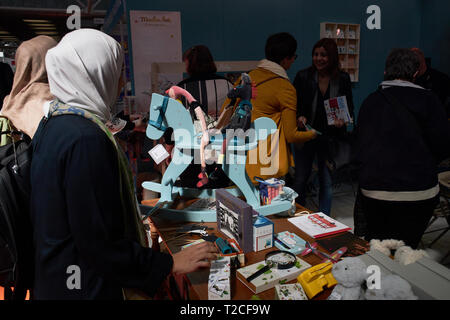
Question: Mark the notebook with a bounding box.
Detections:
[288,213,351,239]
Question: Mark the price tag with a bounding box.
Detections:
[148,144,169,165]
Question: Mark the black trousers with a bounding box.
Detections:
[360,193,438,249]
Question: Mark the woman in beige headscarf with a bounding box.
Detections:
[1,35,57,138]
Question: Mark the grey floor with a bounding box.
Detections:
[303,181,450,267]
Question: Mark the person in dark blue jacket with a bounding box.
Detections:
[355,48,450,248]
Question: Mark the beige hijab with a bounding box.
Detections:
[1,36,57,138]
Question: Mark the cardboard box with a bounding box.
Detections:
[237,256,311,294]
[253,215,274,252]
[216,189,254,253]
[275,283,308,300]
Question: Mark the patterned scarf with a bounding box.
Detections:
[48,100,147,247]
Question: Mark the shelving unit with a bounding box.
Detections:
[320,22,360,82]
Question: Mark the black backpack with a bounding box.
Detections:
[0,127,33,300]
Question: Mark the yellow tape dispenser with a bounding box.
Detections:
[297,262,338,299]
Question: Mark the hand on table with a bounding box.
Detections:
[172,241,219,275]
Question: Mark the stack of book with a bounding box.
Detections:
[288,213,351,239]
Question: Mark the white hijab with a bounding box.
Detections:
[45,28,123,123]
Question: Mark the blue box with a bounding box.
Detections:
[253,215,274,252]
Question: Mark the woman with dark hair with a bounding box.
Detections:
[164,45,233,188]
[293,38,354,215]
[354,48,450,248]
[182,45,217,76]
[177,45,232,120]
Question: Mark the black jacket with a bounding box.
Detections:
[0,62,14,107]
[355,83,450,193]
[415,67,450,117]
[293,68,354,136]
[31,115,173,299]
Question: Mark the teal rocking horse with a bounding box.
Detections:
[142,87,293,222]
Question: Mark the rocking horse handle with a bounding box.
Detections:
[166,86,196,104]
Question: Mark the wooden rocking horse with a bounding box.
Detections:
[142,77,293,222]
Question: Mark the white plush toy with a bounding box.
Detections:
[369,239,405,256]
[328,257,367,300]
[365,274,418,300]
[394,246,428,265]
[369,239,428,265]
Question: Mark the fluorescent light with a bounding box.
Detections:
[30,26,57,30]
[23,19,52,23]
[27,23,57,27]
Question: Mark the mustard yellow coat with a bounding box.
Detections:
[222,67,316,181]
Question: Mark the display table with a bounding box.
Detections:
[142,198,358,300]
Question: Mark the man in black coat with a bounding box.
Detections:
[411,48,450,117]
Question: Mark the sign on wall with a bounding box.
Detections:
[129,10,182,113]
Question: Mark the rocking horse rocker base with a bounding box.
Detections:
[142,93,293,222]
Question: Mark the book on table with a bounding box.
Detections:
[287,213,351,239]
[273,231,306,255]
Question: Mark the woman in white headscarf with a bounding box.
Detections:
[31,29,217,300]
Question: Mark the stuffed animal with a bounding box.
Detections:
[365,274,418,300]
[369,239,405,256]
[328,257,367,300]
[369,239,428,265]
[394,246,428,265]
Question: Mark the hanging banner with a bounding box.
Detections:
[129,10,182,113]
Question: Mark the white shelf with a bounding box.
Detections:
[320,22,361,82]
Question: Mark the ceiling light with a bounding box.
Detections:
[23,19,52,23]
[27,24,57,28]
[30,26,57,30]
